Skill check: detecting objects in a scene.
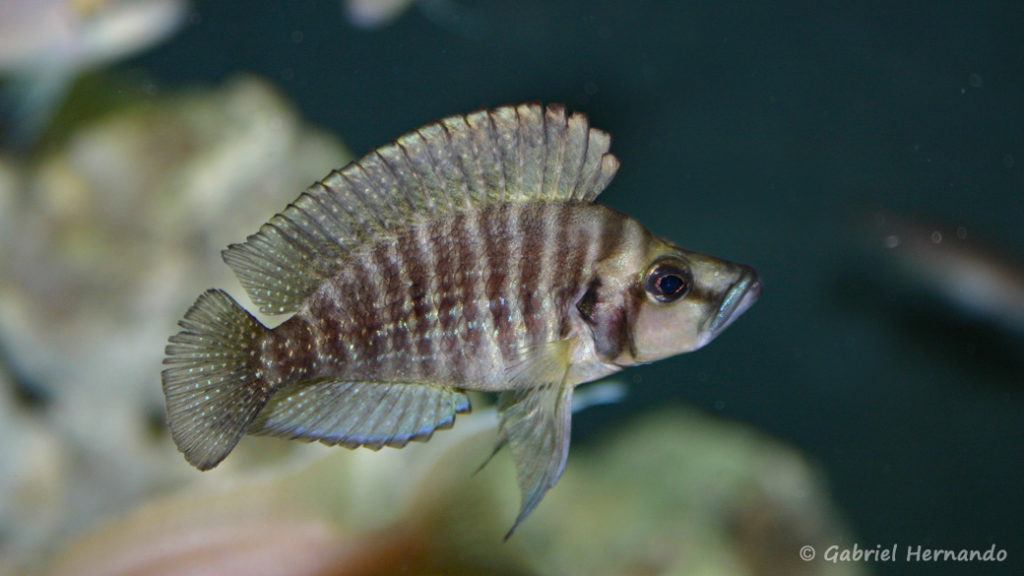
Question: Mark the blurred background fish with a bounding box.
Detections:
[840,209,1024,389]
[342,0,482,36]
[0,0,188,150]
[863,211,1024,335]
[342,0,414,28]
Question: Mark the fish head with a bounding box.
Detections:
[616,238,761,365]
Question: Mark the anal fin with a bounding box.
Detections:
[248,380,470,450]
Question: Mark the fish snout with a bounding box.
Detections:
[705,266,761,337]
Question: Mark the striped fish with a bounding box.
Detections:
[162,103,761,537]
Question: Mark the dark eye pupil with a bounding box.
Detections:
[658,274,685,295]
[645,261,692,303]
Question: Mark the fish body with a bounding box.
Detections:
[163,103,760,535]
[254,203,624,390]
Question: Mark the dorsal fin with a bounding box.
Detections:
[222,102,620,315]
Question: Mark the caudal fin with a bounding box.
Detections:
[162,289,271,470]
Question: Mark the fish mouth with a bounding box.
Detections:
[705,266,762,338]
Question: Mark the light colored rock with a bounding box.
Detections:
[0,367,65,575]
[42,408,866,576]
[0,74,350,573]
[514,409,865,576]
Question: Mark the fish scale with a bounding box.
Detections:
[267,204,613,388]
[162,103,761,537]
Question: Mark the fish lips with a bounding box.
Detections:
[704,266,761,338]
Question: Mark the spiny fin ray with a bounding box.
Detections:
[223,103,619,315]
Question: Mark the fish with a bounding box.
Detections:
[864,211,1024,334]
[342,0,482,37]
[162,102,761,537]
[342,0,415,28]
[0,0,187,149]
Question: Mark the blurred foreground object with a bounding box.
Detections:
[45,408,864,576]
[0,0,187,149]
[0,74,350,572]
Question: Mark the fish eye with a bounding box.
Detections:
[644,259,692,303]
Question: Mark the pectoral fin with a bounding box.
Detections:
[493,339,574,539]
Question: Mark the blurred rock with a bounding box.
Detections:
[0,74,350,572]
[413,407,867,576]
[0,364,65,576]
[514,409,864,576]
[42,408,866,576]
[0,0,188,149]
[47,486,354,576]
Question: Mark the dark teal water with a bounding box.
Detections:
[138,2,1024,574]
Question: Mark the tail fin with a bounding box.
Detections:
[162,289,271,470]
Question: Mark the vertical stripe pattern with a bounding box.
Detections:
[272,203,637,391]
